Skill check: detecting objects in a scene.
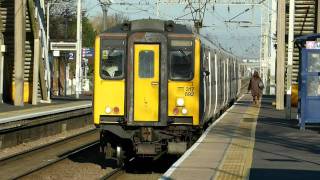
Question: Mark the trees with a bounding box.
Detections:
[90,13,128,34]
[47,0,95,47]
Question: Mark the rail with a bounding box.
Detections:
[0,129,99,179]
[100,168,124,180]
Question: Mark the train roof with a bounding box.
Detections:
[102,19,241,60]
[103,19,193,34]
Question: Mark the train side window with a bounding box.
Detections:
[169,50,193,80]
[100,49,124,79]
[139,50,154,78]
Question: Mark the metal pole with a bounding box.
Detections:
[102,6,106,31]
[100,0,111,31]
[75,0,82,99]
[46,3,50,60]
[65,56,68,96]
[64,9,68,96]
[317,0,320,33]
[276,0,286,110]
[259,6,263,76]
[0,36,3,103]
[263,0,270,95]
[286,0,295,119]
[156,0,160,17]
[270,0,277,95]
[66,63,69,95]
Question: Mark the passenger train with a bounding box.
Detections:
[93,19,241,165]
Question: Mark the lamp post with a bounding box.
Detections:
[75,0,82,99]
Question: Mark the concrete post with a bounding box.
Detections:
[276,0,286,110]
[269,0,277,95]
[32,38,40,105]
[14,0,26,106]
[286,0,295,119]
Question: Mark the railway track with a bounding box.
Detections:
[100,168,124,180]
[0,129,99,179]
[1,82,249,180]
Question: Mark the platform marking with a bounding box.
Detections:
[161,95,245,179]
[214,102,260,180]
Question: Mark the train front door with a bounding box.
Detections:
[134,44,160,122]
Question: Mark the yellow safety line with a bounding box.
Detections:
[214,103,260,180]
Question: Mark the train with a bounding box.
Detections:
[93,19,241,165]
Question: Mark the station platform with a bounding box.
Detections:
[163,94,320,180]
[0,99,92,149]
[0,100,91,124]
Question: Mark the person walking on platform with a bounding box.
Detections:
[248,71,264,105]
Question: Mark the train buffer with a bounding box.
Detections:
[162,94,320,180]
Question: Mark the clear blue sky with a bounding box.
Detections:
[84,0,263,59]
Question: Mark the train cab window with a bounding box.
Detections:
[100,49,124,79]
[169,50,193,80]
[139,51,155,78]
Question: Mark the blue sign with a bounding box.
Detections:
[82,48,94,58]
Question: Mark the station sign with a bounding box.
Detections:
[82,48,94,58]
[68,52,74,60]
[306,41,320,49]
[53,50,60,57]
[50,42,77,51]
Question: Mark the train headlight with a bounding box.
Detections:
[105,106,112,114]
[176,98,185,107]
[181,108,188,115]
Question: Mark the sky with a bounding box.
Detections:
[83,0,265,59]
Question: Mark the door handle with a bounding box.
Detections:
[151,82,159,86]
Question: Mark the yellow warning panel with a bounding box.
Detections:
[11,82,31,103]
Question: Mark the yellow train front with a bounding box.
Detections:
[94,19,240,163]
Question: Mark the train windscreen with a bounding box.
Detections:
[100,39,125,79]
[169,50,193,80]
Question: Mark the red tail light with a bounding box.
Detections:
[114,107,120,114]
[173,107,179,115]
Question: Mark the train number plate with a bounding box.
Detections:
[185,87,195,96]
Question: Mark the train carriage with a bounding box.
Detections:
[93,19,241,164]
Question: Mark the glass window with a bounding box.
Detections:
[139,51,154,78]
[308,53,320,72]
[100,49,124,79]
[307,76,320,96]
[169,50,193,80]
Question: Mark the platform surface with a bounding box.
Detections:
[163,94,320,180]
[0,100,92,124]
